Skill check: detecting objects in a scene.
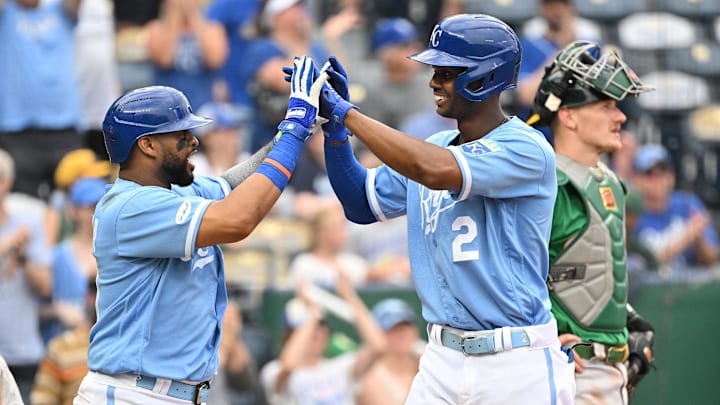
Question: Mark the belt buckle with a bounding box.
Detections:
[195,381,210,405]
[460,335,483,355]
[607,344,629,363]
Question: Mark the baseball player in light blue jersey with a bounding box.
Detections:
[313,14,575,404]
[74,56,327,405]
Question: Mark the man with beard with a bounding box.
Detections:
[313,14,575,404]
[74,55,326,404]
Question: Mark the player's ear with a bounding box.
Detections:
[556,108,578,131]
[136,136,160,159]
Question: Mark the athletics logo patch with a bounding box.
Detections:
[599,187,617,211]
[460,139,500,156]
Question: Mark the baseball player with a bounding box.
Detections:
[313,14,576,404]
[74,56,326,404]
[528,40,656,404]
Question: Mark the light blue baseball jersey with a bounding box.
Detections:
[88,177,231,382]
[366,118,557,331]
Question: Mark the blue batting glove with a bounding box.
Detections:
[318,56,357,125]
[319,57,351,142]
[277,56,327,143]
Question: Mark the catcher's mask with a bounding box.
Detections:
[528,41,653,126]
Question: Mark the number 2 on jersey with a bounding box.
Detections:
[452,216,479,261]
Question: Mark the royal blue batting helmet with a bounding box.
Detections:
[371,17,418,54]
[409,14,521,102]
[102,86,212,164]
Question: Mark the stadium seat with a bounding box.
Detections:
[681,107,720,207]
[573,0,646,22]
[636,71,711,113]
[618,12,696,51]
[665,41,720,78]
[687,104,720,143]
[522,16,603,42]
[655,0,720,20]
[463,0,539,27]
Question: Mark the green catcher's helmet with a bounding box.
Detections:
[528,41,653,126]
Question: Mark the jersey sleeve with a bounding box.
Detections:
[115,186,219,259]
[366,165,408,222]
[447,133,554,200]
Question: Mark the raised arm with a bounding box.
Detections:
[196,56,326,247]
[320,59,463,191]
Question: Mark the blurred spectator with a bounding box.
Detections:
[259,274,386,405]
[75,0,122,159]
[0,0,85,201]
[0,149,53,404]
[609,129,640,183]
[516,0,601,112]
[193,101,250,177]
[241,0,360,152]
[356,298,421,405]
[625,185,660,274]
[632,144,719,276]
[31,278,97,405]
[112,0,161,91]
[289,203,368,288]
[353,17,434,129]
[40,178,106,344]
[0,354,23,405]
[208,300,264,405]
[205,0,261,110]
[46,149,114,245]
[146,0,229,108]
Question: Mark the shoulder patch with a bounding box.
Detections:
[175,201,192,224]
[460,139,501,156]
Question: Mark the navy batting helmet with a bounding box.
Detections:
[529,41,653,126]
[409,14,521,102]
[102,86,212,164]
[371,17,418,54]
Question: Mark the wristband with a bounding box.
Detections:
[256,131,304,190]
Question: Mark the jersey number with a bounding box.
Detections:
[452,216,479,262]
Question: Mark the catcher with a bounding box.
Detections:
[529,40,656,404]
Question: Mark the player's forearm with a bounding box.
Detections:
[324,140,376,224]
[344,110,462,190]
[196,174,282,247]
[221,141,274,189]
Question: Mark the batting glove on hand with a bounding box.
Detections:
[318,57,351,142]
[316,57,357,133]
[277,55,328,142]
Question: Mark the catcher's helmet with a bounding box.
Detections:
[371,17,418,54]
[530,41,653,126]
[102,86,212,164]
[409,14,521,102]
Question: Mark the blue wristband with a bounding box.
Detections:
[256,131,304,190]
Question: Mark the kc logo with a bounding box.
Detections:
[430,25,442,47]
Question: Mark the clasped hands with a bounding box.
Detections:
[279,56,357,144]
